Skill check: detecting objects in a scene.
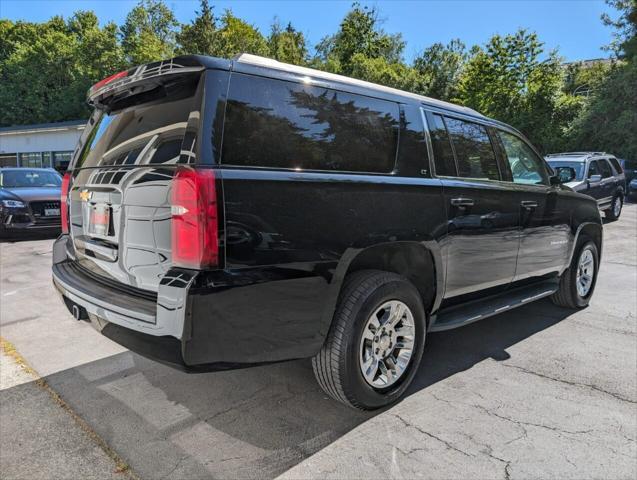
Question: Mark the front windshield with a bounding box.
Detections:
[547,161,585,181]
[0,170,62,188]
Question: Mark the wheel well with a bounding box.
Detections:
[345,243,437,315]
[579,223,602,255]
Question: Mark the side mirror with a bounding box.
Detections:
[551,166,576,185]
[588,174,602,184]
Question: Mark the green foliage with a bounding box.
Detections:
[120,0,178,65]
[455,30,575,152]
[315,3,404,75]
[176,1,274,59]
[602,0,637,59]
[568,61,637,158]
[0,14,124,126]
[0,0,632,161]
[211,10,269,58]
[563,60,613,96]
[267,20,308,65]
[348,54,423,92]
[176,0,217,56]
[566,0,637,158]
[413,39,467,100]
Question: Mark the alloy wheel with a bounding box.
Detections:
[576,247,595,297]
[359,300,415,388]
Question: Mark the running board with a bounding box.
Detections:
[429,280,559,332]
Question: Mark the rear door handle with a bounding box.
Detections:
[450,197,474,207]
[520,200,538,209]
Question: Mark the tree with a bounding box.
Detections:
[602,0,637,58]
[455,30,570,152]
[211,10,269,58]
[348,54,423,92]
[267,19,307,65]
[0,15,125,126]
[176,0,217,55]
[413,39,467,100]
[314,3,404,75]
[120,0,178,65]
[567,0,637,158]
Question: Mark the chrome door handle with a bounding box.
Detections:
[450,197,474,207]
[520,200,538,209]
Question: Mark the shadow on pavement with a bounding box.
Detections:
[0,231,59,244]
[2,299,573,479]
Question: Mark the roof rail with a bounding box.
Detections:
[546,152,607,157]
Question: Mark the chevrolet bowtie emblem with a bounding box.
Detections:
[79,190,92,202]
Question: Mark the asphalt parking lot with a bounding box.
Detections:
[1,203,636,480]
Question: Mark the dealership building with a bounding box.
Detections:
[0,119,87,171]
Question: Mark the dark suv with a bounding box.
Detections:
[52,55,602,409]
[546,152,625,220]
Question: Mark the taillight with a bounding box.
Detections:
[171,167,218,269]
[60,172,71,234]
[89,70,128,96]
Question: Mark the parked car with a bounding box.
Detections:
[629,178,637,198]
[0,168,62,236]
[620,159,637,197]
[52,55,603,410]
[546,152,625,220]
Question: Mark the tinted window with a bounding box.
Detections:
[222,74,399,173]
[588,160,600,178]
[445,117,500,180]
[608,157,622,174]
[76,94,196,169]
[429,114,456,176]
[498,131,548,185]
[599,159,612,178]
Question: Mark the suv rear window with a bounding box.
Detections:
[75,93,197,170]
[221,74,399,173]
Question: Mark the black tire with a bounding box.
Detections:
[605,194,623,221]
[551,236,599,309]
[312,270,426,410]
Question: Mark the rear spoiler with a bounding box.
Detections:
[88,57,206,109]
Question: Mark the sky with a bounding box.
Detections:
[0,0,616,62]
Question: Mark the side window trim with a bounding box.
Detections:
[423,109,458,177]
[419,107,436,177]
[488,126,513,182]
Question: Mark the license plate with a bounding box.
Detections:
[45,208,60,216]
[89,204,110,236]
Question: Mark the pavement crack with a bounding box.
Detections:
[472,402,593,436]
[161,455,188,479]
[392,413,473,457]
[501,363,636,404]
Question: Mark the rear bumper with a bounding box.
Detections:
[51,235,330,371]
[52,234,201,370]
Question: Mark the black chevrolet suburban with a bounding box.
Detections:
[52,54,602,409]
